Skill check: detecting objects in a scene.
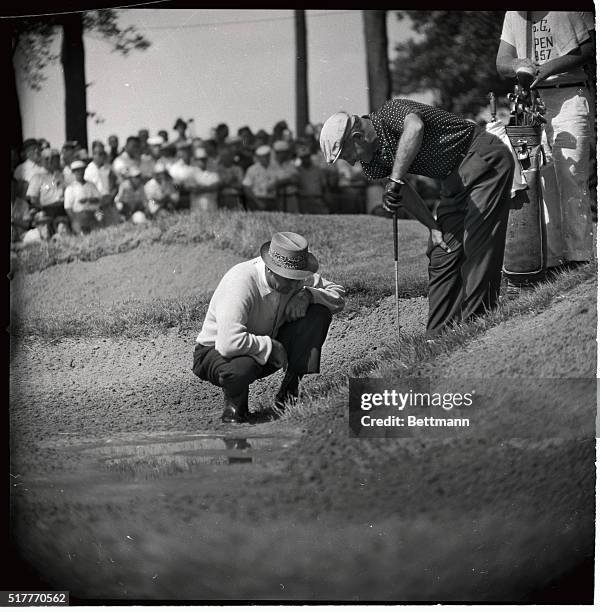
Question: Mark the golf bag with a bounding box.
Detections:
[502,125,546,282]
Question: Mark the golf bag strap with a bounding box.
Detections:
[526,12,532,61]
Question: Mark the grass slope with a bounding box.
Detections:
[11,212,429,338]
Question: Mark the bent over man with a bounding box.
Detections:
[192,232,344,423]
[320,100,514,337]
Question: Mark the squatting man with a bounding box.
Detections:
[192,232,345,423]
[320,99,515,337]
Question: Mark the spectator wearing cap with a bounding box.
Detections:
[38,138,51,152]
[295,142,330,214]
[107,135,120,163]
[26,148,69,238]
[192,231,345,423]
[172,117,188,146]
[140,136,162,181]
[114,167,146,220]
[242,145,279,211]
[228,135,254,172]
[158,130,169,144]
[190,148,221,212]
[272,140,300,212]
[147,136,172,169]
[144,163,180,218]
[217,146,245,210]
[64,160,103,234]
[112,136,142,182]
[168,141,196,210]
[85,142,120,226]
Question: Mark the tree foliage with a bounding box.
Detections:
[391,11,514,118]
[12,9,150,91]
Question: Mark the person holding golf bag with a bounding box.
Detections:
[496,11,596,270]
[320,100,514,338]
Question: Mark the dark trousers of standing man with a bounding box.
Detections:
[426,128,514,337]
[192,304,332,410]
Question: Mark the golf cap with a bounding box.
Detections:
[255,145,271,157]
[319,112,353,164]
[70,160,86,170]
[128,167,142,177]
[147,136,163,146]
[273,140,290,152]
[194,148,208,159]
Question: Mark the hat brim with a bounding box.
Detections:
[260,241,319,280]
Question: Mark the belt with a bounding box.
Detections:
[537,81,587,90]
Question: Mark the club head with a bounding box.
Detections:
[516,66,536,91]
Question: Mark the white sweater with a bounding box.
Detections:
[197,257,345,364]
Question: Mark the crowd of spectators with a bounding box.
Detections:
[11,118,392,244]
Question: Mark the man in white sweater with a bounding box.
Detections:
[192,231,345,423]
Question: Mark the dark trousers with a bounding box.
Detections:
[192,304,332,409]
[426,129,514,337]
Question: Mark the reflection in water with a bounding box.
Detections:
[98,436,283,476]
[224,438,252,464]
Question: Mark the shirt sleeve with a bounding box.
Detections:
[26,174,41,199]
[500,11,517,47]
[63,186,74,211]
[212,276,273,365]
[242,166,254,188]
[303,273,345,314]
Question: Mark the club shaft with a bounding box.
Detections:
[393,211,400,341]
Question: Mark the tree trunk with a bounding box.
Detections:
[294,10,309,138]
[60,13,87,150]
[363,10,391,112]
[10,44,23,158]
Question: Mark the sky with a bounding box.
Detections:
[15,9,431,147]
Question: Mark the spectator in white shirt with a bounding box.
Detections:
[168,142,196,209]
[26,148,69,239]
[192,231,344,423]
[144,163,180,217]
[114,167,146,219]
[190,147,221,212]
[13,139,43,197]
[63,160,103,234]
[112,135,142,183]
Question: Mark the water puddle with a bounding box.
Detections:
[81,433,299,478]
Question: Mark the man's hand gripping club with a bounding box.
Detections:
[383,180,451,254]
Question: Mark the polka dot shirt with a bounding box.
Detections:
[361,99,476,180]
